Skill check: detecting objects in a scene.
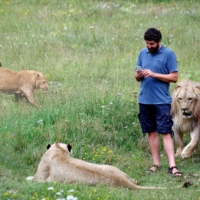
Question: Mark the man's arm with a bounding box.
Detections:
[141,70,178,83]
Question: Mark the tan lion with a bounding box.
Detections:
[171,79,200,158]
[0,68,48,107]
[27,142,165,190]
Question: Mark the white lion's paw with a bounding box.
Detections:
[181,149,192,159]
[181,153,185,159]
[26,176,34,181]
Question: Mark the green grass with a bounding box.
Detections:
[0,0,200,199]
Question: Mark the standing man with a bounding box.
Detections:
[135,27,182,176]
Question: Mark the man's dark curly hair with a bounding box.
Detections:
[144,28,162,43]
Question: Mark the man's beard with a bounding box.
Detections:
[148,43,159,54]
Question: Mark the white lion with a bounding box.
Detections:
[27,142,165,190]
[171,79,200,158]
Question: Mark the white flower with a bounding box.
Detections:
[66,195,78,200]
[47,186,54,190]
[26,176,33,181]
[68,189,74,192]
[37,119,43,124]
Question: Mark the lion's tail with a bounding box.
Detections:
[133,185,165,190]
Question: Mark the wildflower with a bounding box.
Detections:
[47,186,54,190]
[102,147,107,151]
[4,191,9,196]
[45,74,50,79]
[37,119,43,124]
[26,176,34,180]
[66,195,78,200]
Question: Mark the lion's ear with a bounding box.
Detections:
[173,85,181,98]
[46,144,51,149]
[174,85,181,93]
[194,86,200,95]
[67,144,72,153]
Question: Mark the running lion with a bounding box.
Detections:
[0,68,48,107]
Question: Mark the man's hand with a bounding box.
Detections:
[135,70,143,82]
[142,69,155,78]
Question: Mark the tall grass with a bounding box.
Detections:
[0,0,200,199]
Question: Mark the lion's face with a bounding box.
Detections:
[172,80,200,119]
[176,90,198,118]
[35,73,48,91]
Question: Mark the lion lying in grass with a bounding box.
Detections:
[0,68,48,107]
[171,79,200,158]
[27,142,165,190]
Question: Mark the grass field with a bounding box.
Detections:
[0,0,200,199]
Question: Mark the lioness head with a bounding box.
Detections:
[172,79,200,119]
[47,143,72,155]
[35,73,48,91]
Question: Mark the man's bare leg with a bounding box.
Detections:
[148,131,160,171]
[162,133,182,176]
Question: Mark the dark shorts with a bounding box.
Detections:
[138,104,173,134]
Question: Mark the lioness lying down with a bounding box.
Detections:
[27,142,165,190]
[0,68,48,107]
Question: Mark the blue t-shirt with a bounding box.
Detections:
[136,45,178,104]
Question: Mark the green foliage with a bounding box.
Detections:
[0,0,200,199]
